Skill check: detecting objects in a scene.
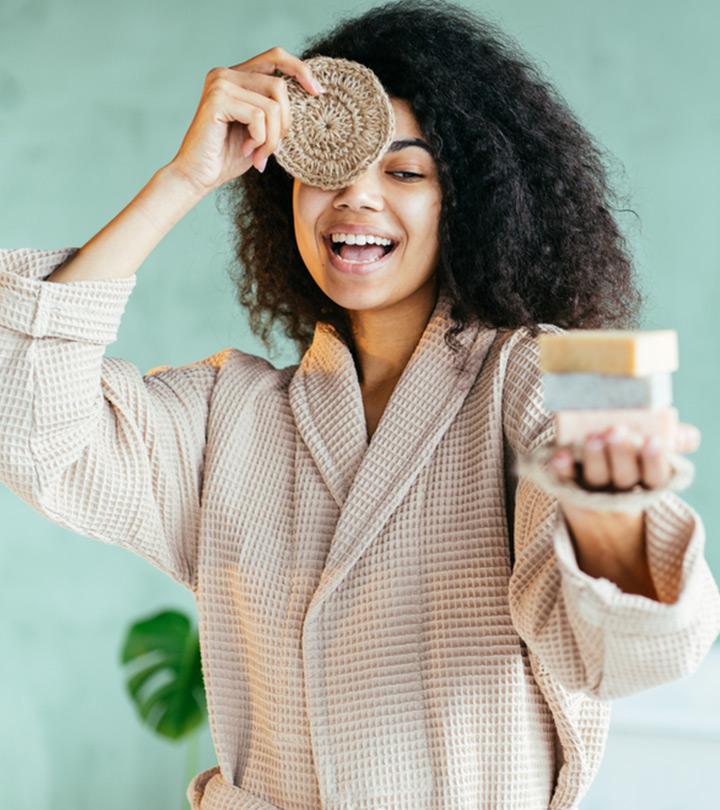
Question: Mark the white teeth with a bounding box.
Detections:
[330,232,394,246]
[336,255,386,264]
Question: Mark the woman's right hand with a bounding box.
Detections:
[168,46,325,195]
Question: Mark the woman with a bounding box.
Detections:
[0,1,717,808]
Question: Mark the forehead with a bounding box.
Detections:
[389,97,423,139]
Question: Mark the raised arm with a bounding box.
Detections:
[0,246,227,590]
[0,48,326,589]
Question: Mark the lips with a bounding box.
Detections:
[322,235,399,275]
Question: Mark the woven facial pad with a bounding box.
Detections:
[515,444,695,513]
[274,56,396,190]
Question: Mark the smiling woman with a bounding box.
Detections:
[1,1,718,809]
[220,0,644,375]
[291,96,443,390]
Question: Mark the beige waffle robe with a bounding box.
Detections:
[1,246,719,810]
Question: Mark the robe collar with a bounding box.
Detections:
[288,288,498,597]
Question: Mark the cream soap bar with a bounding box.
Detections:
[539,330,678,376]
[542,372,673,411]
[554,407,678,446]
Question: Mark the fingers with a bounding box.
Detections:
[228,86,282,167]
[217,70,292,133]
[605,427,642,489]
[207,46,327,171]
[208,91,267,171]
[550,427,673,491]
[228,45,324,97]
[550,421,701,493]
[674,422,701,454]
[204,76,281,171]
[550,447,575,482]
[640,435,672,488]
[581,433,612,488]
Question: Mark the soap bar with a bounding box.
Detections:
[554,407,678,447]
[542,372,673,411]
[539,330,678,376]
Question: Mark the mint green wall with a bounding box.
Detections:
[1,1,717,808]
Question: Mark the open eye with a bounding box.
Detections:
[389,171,424,180]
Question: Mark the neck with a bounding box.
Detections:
[349,275,440,391]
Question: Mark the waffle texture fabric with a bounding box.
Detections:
[1,246,719,810]
[274,56,395,190]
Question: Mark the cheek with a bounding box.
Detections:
[404,194,441,246]
[293,186,330,245]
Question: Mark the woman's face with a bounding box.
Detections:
[292,97,442,313]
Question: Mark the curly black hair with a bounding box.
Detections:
[217,0,644,363]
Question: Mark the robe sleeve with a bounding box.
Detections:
[0,247,222,592]
[502,325,720,700]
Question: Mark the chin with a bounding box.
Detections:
[320,283,389,312]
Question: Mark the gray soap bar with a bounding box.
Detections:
[542,372,673,411]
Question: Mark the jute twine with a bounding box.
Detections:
[515,444,695,512]
[274,56,395,190]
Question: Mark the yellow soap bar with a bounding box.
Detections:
[538,330,678,376]
[554,407,678,446]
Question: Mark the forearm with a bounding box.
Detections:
[509,477,719,699]
[562,507,660,600]
[45,163,207,283]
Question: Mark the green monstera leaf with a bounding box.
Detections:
[120,609,207,741]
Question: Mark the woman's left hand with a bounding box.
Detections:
[547,421,701,599]
[549,421,701,492]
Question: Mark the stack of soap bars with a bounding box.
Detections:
[538,330,678,453]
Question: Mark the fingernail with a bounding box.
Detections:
[258,156,268,172]
[312,79,326,93]
[647,437,663,455]
[608,426,628,443]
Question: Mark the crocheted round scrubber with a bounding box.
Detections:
[274,56,396,190]
[515,444,695,512]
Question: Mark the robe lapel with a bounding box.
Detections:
[288,312,369,508]
[288,288,497,604]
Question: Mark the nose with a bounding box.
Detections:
[332,165,384,210]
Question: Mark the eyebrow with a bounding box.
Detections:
[385,138,434,156]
